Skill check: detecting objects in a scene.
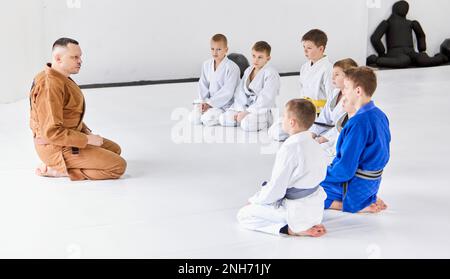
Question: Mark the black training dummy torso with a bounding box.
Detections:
[386,2,414,50]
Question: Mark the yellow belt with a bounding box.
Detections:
[302,97,327,113]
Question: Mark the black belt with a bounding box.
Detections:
[314,122,335,128]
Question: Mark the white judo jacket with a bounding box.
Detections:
[231,64,280,114]
[249,131,328,206]
[198,57,241,110]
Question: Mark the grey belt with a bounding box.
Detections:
[285,186,319,200]
[260,181,319,201]
[343,169,383,197]
[355,169,383,181]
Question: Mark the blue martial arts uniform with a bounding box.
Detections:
[321,101,391,213]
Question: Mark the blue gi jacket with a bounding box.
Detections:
[321,101,391,213]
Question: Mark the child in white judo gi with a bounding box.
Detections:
[311,58,358,158]
[219,41,280,132]
[237,99,328,237]
[269,29,334,141]
[189,34,241,126]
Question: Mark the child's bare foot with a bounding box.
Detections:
[376,197,388,211]
[328,201,343,211]
[35,163,68,178]
[329,199,386,213]
[288,225,327,237]
[359,203,382,213]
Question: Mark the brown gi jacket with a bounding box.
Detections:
[29,63,90,173]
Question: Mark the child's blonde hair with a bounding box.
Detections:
[252,41,272,56]
[211,34,228,47]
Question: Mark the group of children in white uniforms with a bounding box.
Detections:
[190,30,391,237]
[189,35,280,132]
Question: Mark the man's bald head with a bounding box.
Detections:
[51,37,82,76]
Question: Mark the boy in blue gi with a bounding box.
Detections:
[321,67,391,213]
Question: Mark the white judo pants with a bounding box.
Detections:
[219,110,273,132]
[237,187,327,235]
[189,105,224,127]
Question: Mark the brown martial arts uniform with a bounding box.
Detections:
[29,63,127,181]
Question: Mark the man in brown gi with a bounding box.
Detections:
[29,38,127,181]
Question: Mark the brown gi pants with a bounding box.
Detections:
[63,138,127,181]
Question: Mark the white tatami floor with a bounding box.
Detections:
[1,66,450,259]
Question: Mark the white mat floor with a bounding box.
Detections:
[1,66,450,259]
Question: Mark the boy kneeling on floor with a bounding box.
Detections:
[321,67,391,214]
[238,99,328,237]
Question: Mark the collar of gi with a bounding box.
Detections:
[355,101,376,116]
[46,63,67,79]
[283,130,312,145]
[310,55,328,67]
[46,63,77,84]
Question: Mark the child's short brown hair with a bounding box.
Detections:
[334,58,358,72]
[302,29,328,49]
[252,41,272,56]
[285,99,317,129]
[211,34,228,47]
[344,67,377,97]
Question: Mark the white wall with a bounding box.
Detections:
[2,0,448,103]
[40,0,369,85]
[0,1,45,103]
[368,0,450,56]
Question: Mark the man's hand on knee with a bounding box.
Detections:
[87,134,104,146]
[34,137,49,145]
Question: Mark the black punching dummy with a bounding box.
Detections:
[441,39,450,61]
[367,0,448,68]
[227,53,249,78]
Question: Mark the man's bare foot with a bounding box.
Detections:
[288,225,327,237]
[35,163,68,178]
